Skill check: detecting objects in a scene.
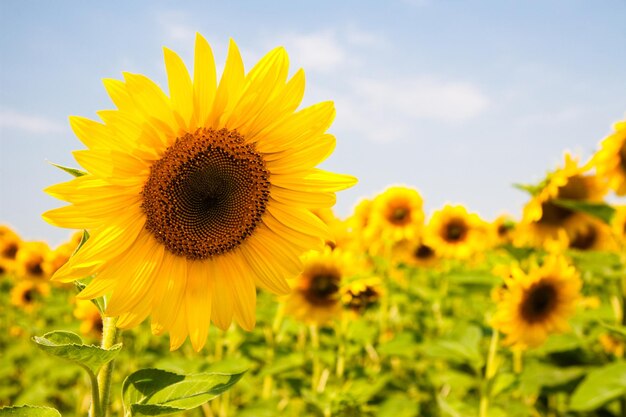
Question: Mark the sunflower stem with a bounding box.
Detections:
[479,329,500,417]
[87,367,102,417]
[310,324,321,392]
[97,315,120,417]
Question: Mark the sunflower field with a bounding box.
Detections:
[1,36,626,417]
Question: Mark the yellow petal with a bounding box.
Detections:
[193,33,217,128]
[164,47,194,130]
[186,260,213,351]
[210,39,245,128]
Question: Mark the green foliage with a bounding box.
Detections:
[32,331,122,375]
[553,199,616,224]
[0,406,61,417]
[122,368,245,416]
[570,362,626,411]
[48,162,87,178]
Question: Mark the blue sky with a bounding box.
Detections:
[1,0,625,245]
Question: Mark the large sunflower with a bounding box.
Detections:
[491,256,581,348]
[43,35,356,351]
[593,117,626,196]
[516,154,608,248]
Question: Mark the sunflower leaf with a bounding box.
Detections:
[552,199,615,225]
[32,330,122,375]
[0,405,61,417]
[122,368,245,416]
[49,162,87,177]
[569,361,626,411]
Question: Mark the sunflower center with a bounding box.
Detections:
[569,225,598,250]
[304,271,340,307]
[23,289,35,303]
[520,281,558,323]
[389,206,411,225]
[414,244,435,259]
[3,243,18,259]
[444,220,467,243]
[142,128,270,260]
[27,261,44,277]
[346,286,379,312]
[620,140,626,172]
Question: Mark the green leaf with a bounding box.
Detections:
[0,405,61,416]
[122,368,245,416]
[514,177,552,197]
[553,199,616,225]
[600,323,626,340]
[32,330,121,374]
[49,162,87,177]
[570,361,626,411]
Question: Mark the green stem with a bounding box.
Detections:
[479,330,500,417]
[87,367,102,417]
[97,316,120,417]
[310,324,321,391]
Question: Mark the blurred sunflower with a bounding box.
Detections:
[426,204,487,259]
[0,225,21,261]
[312,208,348,250]
[43,35,356,351]
[341,277,382,314]
[344,198,373,251]
[491,256,581,348]
[393,238,439,269]
[516,154,608,248]
[283,249,352,325]
[10,280,50,312]
[0,258,15,276]
[47,232,83,276]
[611,205,626,245]
[566,215,617,252]
[15,241,53,280]
[593,117,626,196]
[490,215,516,246]
[74,299,103,338]
[367,186,425,248]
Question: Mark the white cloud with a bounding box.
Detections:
[334,77,490,142]
[280,30,346,73]
[0,110,66,135]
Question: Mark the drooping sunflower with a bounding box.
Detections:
[10,280,50,312]
[43,35,356,351]
[593,117,626,196]
[516,154,608,249]
[366,185,425,248]
[425,204,488,259]
[491,256,581,348]
[282,248,352,325]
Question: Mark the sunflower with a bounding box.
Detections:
[0,225,21,261]
[0,257,16,277]
[593,117,626,196]
[282,249,352,325]
[47,232,83,276]
[425,204,487,259]
[611,205,626,246]
[491,256,581,348]
[15,241,53,280]
[43,35,356,351]
[312,208,348,250]
[566,215,617,252]
[393,238,439,269]
[10,280,50,312]
[341,277,382,314]
[490,215,516,246]
[366,186,425,248]
[344,198,373,252]
[74,299,103,338]
[516,154,608,249]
